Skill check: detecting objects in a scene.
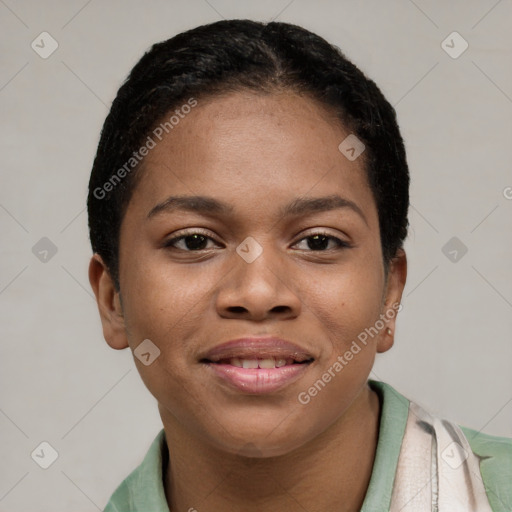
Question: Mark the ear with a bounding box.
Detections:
[88,253,129,350]
[376,248,407,354]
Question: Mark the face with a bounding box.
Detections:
[90,89,407,457]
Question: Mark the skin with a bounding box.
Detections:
[89,89,407,512]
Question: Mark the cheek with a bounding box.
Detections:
[118,255,209,407]
[302,259,384,348]
[121,249,209,336]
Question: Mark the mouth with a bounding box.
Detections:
[200,337,315,394]
[202,356,313,368]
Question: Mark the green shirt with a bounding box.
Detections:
[103,380,512,511]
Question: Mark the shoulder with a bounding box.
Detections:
[460,424,512,508]
[371,380,512,510]
[103,467,138,511]
[102,429,169,512]
[461,424,512,460]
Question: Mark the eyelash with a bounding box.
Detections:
[163,229,351,252]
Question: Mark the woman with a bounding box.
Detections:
[87,19,511,512]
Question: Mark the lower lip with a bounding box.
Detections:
[206,362,311,394]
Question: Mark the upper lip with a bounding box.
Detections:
[201,337,314,363]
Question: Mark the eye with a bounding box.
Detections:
[163,230,219,251]
[163,230,351,252]
[293,231,351,251]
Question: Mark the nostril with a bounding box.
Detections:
[226,306,247,314]
[272,305,290,313]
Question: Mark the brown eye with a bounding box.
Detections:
[163,230,218,251]
[294,232,351,251]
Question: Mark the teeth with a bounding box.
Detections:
[227,358,294,368]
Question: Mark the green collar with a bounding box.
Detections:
[360,379,410,511]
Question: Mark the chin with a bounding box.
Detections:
[206,414,317,459]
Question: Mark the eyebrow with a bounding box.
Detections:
[147,194,368,225]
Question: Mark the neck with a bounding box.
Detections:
[161,384,381,512]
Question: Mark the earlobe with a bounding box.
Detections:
[88,254,129,350]
[376,324,395,353]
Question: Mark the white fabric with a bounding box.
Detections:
[390,401,492,512]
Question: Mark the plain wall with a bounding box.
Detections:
[1,0,511,510]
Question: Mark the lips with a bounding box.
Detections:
[201,337,314,394]
[202,337,314,364]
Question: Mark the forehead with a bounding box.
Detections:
[127,90,377,227]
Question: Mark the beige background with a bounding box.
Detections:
[1,0,511,510]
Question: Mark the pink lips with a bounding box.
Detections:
[201,337,314,394]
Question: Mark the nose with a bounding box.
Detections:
[215,242,302,322]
